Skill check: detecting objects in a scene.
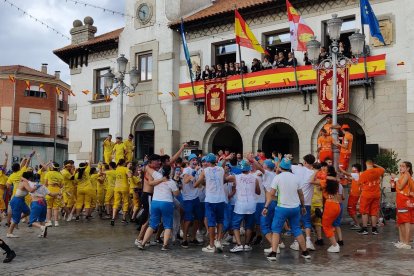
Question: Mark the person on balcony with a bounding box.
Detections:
[273,52,287,69]
[240,61,248,74]
[286,52,298,67]
[318,47,329,63]
[209,65,217,79]
[202,65,211,80]
[194,65,202,81]
[216,64,225,78]
[262,56,272,70]
[251,58,262,72]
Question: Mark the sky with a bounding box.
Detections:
[0,0,125,84]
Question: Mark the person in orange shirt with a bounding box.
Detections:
[317,129,333,163]
[335,124,353,170]
[392,161,413,249]
[340,164,362,230]
[322,115,333,135]
[322,179,342,253]
[357,161,385,235]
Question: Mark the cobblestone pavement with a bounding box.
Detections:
[0,217,413,276]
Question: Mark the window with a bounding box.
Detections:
[137,52,152,82]
[323,16,356,53]
[29,112,41,124]
[57,116,64,136]
[264,29,291,63]
[27,112,44,134]
[213,41,237,66]
[94,68,110,99]
[24,86,47,98]
[94,129,109,163]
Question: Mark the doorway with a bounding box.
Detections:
[261,122,299,160]
[134,117,154,160]
[212,126,243,155]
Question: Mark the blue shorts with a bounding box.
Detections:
[300,205,312,229]
[10,196,30,224]
[200,201,205,218]
[255,202,265,225]
[333,203,343,227]
[183,198,203,222]
[149,200,174,230]
[260,201,277,236]
[205,202,225,227]
[272,206,302,237]
[223,203,234,232]
[232,213,255,230]
[176,194,184,206]
[29,200,47,224]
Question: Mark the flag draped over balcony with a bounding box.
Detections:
[286,0,314,52]
[360,0,385,44]
[235,10,266,54]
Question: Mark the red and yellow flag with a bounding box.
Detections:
[39,83,44,91]
[69,90,76,96]
[25,80,30,90]
[8,75,15,83]
[82,89,90,95]
[235,10,266,54]
[286,0,314,52]
[55,87,61,96]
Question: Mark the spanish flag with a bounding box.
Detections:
[25,80,30,90]
[9,75,15,83]
[55,87,61,96]
[235,10,266,54]
[82,89,90,95]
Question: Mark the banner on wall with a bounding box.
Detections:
[317,67,350,115]
[205,79,227,123]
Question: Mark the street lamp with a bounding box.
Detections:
[307,14,365,170]
[103,54,139,137]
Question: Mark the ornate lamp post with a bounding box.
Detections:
[103,54,139,137]
[307,14,365,170]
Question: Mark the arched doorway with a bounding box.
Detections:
[134,116,154,160]
[261,122,300,160]
[338,117,366,166]
[212,126,243,155]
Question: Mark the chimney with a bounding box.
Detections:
[70,16,97,44]
[41,63,48,74]
[55,71,61,80]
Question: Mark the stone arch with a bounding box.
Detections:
[202,122,243,154]
[131,113,155,160]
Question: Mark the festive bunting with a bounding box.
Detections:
[112,90,119,97]
[55,87,61,95]
[39,83,44,91]
[69,90,76,96]
[169,91,176,98]
[82,89,90,95]
[8,75,15,83]
[105,95,111,102]
[25,80,30,90]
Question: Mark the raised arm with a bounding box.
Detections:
[2,153,8,169]
[170,143,188,164]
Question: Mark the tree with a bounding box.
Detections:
[374,150,400,175]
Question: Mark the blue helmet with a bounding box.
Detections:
[263,159,275,170]
[187,153,198,161]
[239,160,251,172]
[205,153,217,164]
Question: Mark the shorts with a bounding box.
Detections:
[359,196,380,216]
[300,205,312,229]
[271,206,302,237]
[149,200,174,230]
[205,202,225,227]
[10,196,30,224]
[333,203,343,227]
[46,186,62,209]
[339,152,350,170]
[396,193,412,225]
[183,198,203,222]
[255,202,265,225]
[232,212,255,230]
[136,192,153,225]
[347,195,360,217]
[63,187,76,207]
[104,188,114,205]
[29,200,47,224]
[223,203,234,232]
[260,200,276,236]
[319,151,333,163]
[311,204,323,227]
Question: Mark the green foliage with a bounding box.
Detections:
[374,150,400,174]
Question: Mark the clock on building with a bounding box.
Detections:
[137,3,152,24]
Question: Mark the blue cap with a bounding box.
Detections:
[205,153,217,163]
[239,160,251,172]
[188,154,198,161]
[263,159,275,170]
[201,156,207,162]
[279,157,292,170]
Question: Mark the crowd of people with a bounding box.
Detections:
[1,115,413,263]
[194,43,352,81]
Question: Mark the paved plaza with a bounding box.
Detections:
[0,218,413,275]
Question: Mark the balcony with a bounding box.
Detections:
[56,126,67,137]
[26,123,45,134]
[58,100,68,111]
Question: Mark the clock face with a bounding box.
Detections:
[137,3,151,24]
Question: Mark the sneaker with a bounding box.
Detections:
[400,243,412,250]
[3,250,16,263]
[306,240,315,251]
[54,221,59,227]
[243,245,253,252]
[134,239,141,246]
[279,242,285,249]
[202,245,215,253]
[137,242,145,250]
[266,251,277,261]
[161,245,170,251]
[214,240,223,253]
[327,244,340,253]
[350,224,361,230]
[189,239,201,246]
[338,240,344,246]
[181,240,189,249]
[66,214,73,222]
[301,250,311,259]
[110,220,115,226]
[315,239,324,246]
[264,247,273,253]
[45,221,52,227]
[372,229,379,235]
[357,228,369,235]
[290,240,299,251]
[40,226,48,238]
[230,244,244,253]
[6,233,19,238]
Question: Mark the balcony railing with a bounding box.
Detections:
[57,126,67,137]
[26,123,45,134]
[58,100,68,111]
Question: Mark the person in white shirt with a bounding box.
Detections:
[180,154,203,248]
[138,166,180,251]
[195,153,226,253]
[290,154,317,251]
[225,160,260,253]
[263,157,311,260]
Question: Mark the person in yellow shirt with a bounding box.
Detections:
[89,167,99,217]
[123,134,135,163]
[44,163,64,227]
[96,164,106,218]
[61,160,75,222]
[74,162,92,221]
[128,164,142,222]
[102,162,117,219]
[111,159,132,225]
[0,153,9,217]
[112,137,126,164]
[103,134,115,164]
